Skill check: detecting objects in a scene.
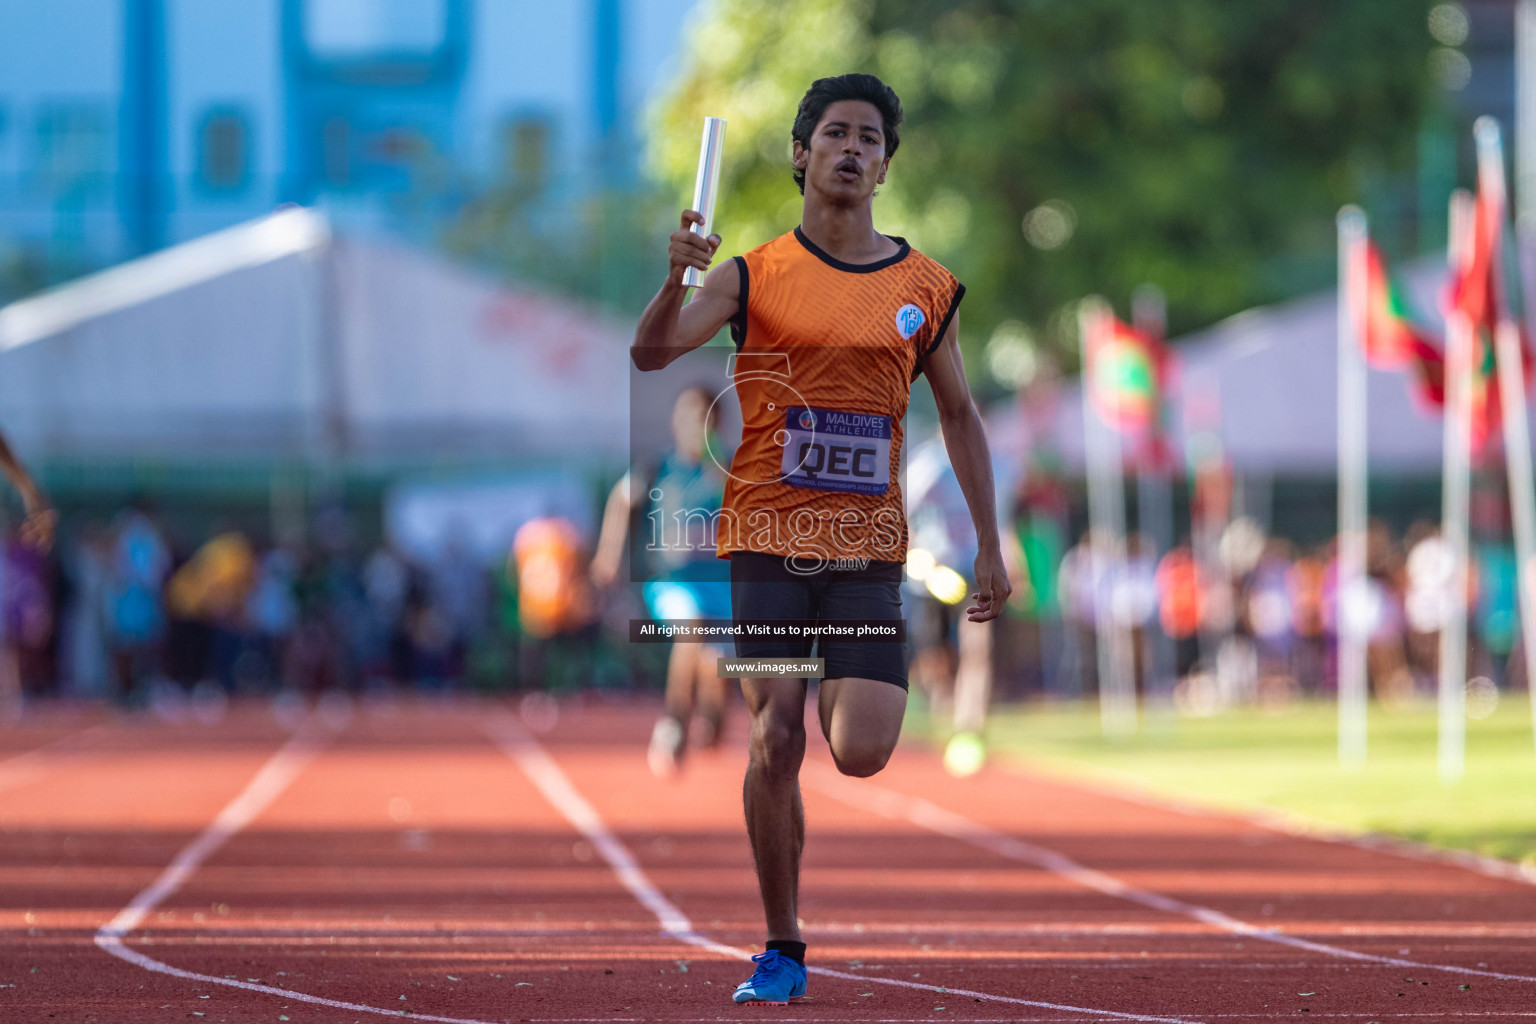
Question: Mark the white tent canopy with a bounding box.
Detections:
[0,208,630,463]
[1000,259,1469,474]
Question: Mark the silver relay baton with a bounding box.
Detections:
[682,116,727,289]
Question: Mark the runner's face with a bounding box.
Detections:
[795,100,889,203]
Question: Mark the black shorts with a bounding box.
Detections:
[729,551,908,689]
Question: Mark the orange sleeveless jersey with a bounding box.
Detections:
[715,227,963,564]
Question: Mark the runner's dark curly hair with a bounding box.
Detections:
[791,74,903,195]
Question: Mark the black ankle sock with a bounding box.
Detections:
[765,940,806,964]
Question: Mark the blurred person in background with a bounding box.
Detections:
[317,510,372,691]
[62,521,112,698]
[2,522,56,705]
[1402,521,1448,689]
[903,451,989,758]
[1470,482,1509,687]
[425,531,490,688]
[1005,475,1066,695]
[1155,541,1203,681]
[0,431,53,715]
[401,577,455,689]
[104,503,171,705]
[1287,546,1328,694]
[1319,538,1345,697]
[1474,538,1517,689]
[903,515,994,774]
[244,545,300,691]
[906,453,1001,774]
[286,513,367,694]
[904,588,955,714]
[591,385,734,777]
[165,530,258,691]
[512,515,596,692]
[1003,370,1069,697]
[1057,530,1101,696]
[1119,532,1160,695]
[946,606,994,773]
[1204,519,1250,700]
[1365,521,1414,705]
[1243,538,1297,706]
[363,541,414,688]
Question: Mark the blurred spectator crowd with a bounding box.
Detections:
[0,495,1525,719]
[0,501,644,715]
[972,513,1525,718]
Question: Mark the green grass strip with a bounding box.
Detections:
[910,695,1536,867]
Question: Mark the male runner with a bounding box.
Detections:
[631,73,1008,1005]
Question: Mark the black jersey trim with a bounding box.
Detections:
[913,282,965,382]
[925,282,965,359]
[729,255,749,350]
[793,225,911,273]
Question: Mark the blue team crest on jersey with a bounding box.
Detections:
[896,304,925,340]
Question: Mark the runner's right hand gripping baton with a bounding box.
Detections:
[682,116,727,289]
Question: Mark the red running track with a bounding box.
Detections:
[2,695,1536,1022]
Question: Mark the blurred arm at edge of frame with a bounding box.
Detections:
[590,472,639,591]
[0,429,54,552]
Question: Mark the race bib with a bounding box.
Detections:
[780,407,892,495]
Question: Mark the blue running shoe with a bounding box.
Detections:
[732,949,807,1004]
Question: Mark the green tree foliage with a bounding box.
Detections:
[651,0,1436,380]
[444,184,674,317]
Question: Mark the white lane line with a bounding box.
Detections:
[1005,756,1536,890]
[519,1015,1536,1022]
[94,721,505,1024]
[0,723,111,794]
[513,1020,1532,1023]
[804,767,1536,985]
[490,718,1206,1024]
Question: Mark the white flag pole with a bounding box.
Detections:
[1133,284,1178,704]
[1517,0,1536,224]
[1439,188,1476,786]
[1494,314,1536,757]
[1475,118,1536,762]
[1079,298,1138,737]
[1336,206,1370,768]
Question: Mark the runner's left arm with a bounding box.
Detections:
[920,312,1010,622]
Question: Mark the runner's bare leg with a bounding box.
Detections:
[742,677,808,941]
[662,640,700,731]
[818,676,907,777]
[952,617,994,734]
[696,643,728,745]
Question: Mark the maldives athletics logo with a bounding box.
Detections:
[797,409,817,430]
[895,304,925,340]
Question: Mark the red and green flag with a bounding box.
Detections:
[1446,179,1534,454]
[1362,244,1434,366]
[1359,241,1446,412]
[1088,313,1167,436]
[1450,182,1500,336]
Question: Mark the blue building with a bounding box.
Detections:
[0,0,697,294]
